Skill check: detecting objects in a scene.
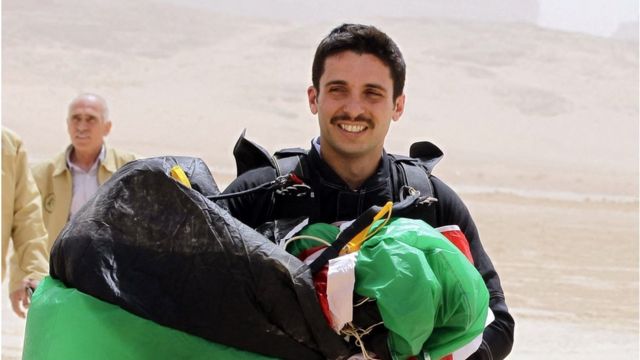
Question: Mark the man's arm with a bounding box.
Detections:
[431,176,515,359]
[4,131,49,317]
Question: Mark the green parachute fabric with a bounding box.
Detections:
[23,277,275,360]
[299,218,489,360]
[287,223,340,257]
[356,218,489,360]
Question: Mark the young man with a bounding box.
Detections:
[31,93,137,247]
[1,127,49,318]
[222,24,514,359]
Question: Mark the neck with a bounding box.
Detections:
[70,146,101,172]
[321,148,382,190]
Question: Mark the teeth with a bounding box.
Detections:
[340,124,366,133]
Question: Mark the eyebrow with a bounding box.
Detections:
[324,80,348,87]
[70,113,97,120]
[324,80,388,93]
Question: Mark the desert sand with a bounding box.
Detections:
[2,0,638,359]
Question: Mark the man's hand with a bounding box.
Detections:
[9,278,39,318]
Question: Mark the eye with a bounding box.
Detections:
[365,89,384,99]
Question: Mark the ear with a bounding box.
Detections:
[392,94,405,122]
[103,120,112,136]
[307,86,318,115]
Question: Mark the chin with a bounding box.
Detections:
[72,142,94,150]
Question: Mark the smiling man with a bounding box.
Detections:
[308,50,404,190]
[31,93,136,247]
[221,24,514,359]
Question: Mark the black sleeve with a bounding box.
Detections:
[431,176,515,359]
[216,167,278,229]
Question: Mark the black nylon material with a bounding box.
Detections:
[49,156,350,360]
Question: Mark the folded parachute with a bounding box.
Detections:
[46,156,350,360]
[290,218,490,360]
[37,155,488,360]
[23,277,277,360]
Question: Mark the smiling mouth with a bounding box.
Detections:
[339,123,367,133]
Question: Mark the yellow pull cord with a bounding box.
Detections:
[169,165,192,188]
[339,201,393,255]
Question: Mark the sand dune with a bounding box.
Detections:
[2,0,638,359]
[3,1,637,196]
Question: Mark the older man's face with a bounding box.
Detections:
[67,97,111,157]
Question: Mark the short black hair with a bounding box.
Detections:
[311,24,406,101]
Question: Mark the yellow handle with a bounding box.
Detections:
[170,165,192,188]
[340,201,393,255]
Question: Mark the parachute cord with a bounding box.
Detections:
[353,296,373,308]
[206,174,292,201]
[341,321,385,360]
[282,235,332,251]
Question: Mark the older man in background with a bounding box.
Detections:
[2,127,49,318]
[31,93,137,246]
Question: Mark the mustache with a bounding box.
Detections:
[330,113,374,127]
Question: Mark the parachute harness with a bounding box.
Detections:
[204,173,311,201]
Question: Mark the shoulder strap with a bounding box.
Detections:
[273,148,309,178]
[390,154,435,200]
[388,141,444,226]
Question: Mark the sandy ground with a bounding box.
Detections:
[1,281,25,360]
[1,0,638,358]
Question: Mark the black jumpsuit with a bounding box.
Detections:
[221,144,514,360]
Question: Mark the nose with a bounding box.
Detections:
[342,96,365,119]
[76,120,89,131]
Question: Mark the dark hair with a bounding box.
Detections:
[311,24,406,101]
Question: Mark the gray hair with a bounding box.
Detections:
[68,93,110,122]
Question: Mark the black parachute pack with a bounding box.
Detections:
[49,156,350,360]
[232,130,445,226]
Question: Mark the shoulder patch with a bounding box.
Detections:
[44,193,55,213]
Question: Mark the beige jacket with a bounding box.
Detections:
[31,144,137,249]
[1,128,49,293]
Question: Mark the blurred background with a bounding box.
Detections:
[2,0,638,359]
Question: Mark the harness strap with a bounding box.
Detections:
[274,148,308,179]
[233,131,441,227]
[389,154,438,226]
[396,159,434,199]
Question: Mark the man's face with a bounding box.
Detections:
[307,51,405,162]
[67,97,111,156]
